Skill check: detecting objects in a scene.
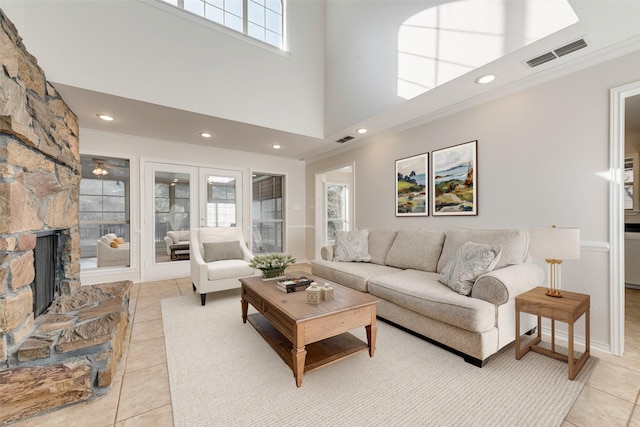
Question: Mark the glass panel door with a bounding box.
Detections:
[326,182,349,245]
[144,162,198,281]
[200,168,243,228]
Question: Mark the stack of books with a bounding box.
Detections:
[276,277,313,293]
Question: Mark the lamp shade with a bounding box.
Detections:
[529,226,581,260]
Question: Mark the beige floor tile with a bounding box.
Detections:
[115,403,173,426]
[135,295,165,309]
[116,363,171,422]
[137,287,181,299]
[587,359,640,403]
[561,421,578,427]
[175,276,191,286]
[177,281,194,296]
[126,336,167,373]
[130,318,164,343]
[133,303,163,323]
[565,385,633,427]
[630,405,640,427]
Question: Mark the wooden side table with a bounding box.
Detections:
[515,286,590,380]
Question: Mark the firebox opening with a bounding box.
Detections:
[32,230,63,317]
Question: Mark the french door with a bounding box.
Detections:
[143,163,243,281]
[199,168,243,228]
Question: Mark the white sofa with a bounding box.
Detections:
[164,230,190,257]
[96,233,130,268]
[311,228,544,366]
[190,227,261,305]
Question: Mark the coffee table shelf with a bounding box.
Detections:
[248,313,368,372]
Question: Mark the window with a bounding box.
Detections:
[625,154,639,210]
[161,0,284,49]
[79,155,130,268]
[252,174,284,253]
[206,175,237,227]
[326,183,348,245]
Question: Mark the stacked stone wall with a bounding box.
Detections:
[0,8,80,363]
[0,9,130,424]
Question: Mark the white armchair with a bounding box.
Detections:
[190,227,260,306]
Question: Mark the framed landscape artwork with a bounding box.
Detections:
[396,153,428,216]
[431,140,477,216]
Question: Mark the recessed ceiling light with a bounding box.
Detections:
[97,114,114,121]
[271,144,281,149]
[356,128,368,134]
[475,74,496,84]
[199,132,212,138]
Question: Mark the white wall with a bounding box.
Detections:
[0,0,325,138]
[80,129,307,285]
[308,50,640,352]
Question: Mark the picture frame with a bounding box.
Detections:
[431,140,477,216]
[396,152,429,216]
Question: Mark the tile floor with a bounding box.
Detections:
[8,272,640,427]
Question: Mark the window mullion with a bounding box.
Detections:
[242,0,248,35]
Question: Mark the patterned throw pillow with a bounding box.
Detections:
[439,241,502,296]
[334,229,371,262]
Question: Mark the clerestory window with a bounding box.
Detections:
[161,0,284,49]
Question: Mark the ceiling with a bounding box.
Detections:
[51,1,640,162]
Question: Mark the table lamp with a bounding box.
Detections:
[529,225,581,297]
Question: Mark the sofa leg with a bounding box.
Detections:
[192,283,196,292]
[525,327,537,336]
[463,355,485,367]
[200,293,206,306]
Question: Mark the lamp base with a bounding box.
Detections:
[546,289,563,298]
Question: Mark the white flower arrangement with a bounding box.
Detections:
[249,253,296,271]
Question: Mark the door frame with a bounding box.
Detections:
[142,161,199,282]
[314,162,355,259]
[610,80,640,356]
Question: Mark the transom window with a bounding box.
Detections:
[161,0,284,49]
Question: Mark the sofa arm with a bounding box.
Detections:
[471,263,545,306]
[320,245,334,261]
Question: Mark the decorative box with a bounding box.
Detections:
[322,284,334,301]
[306,282,321,304]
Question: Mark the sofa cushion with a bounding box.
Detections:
[168,230,190,244]
[384,229,445,272]
[437,228,529,273]
[311,259,402,292]
[334,229,371,262]
[206,259,255,281]
[368,229,398,265]
[439,241,502,296]
[368,269,496,333]
[203,241,243,262]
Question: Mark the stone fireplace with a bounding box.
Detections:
[0,9,130,424]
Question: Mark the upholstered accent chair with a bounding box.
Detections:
[190,227,259,306]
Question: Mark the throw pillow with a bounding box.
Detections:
[334,229,371,262]
[439,241,502,296]
[110,241,119,249]
[115,237,125,244]
[203,241,243,262]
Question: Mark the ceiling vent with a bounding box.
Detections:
[525,38,588,68]
[554,38,588,57]
[335,135,355,144]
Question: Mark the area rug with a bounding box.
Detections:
[161,290,597,427]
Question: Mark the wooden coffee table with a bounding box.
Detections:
[240,272,380,387]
